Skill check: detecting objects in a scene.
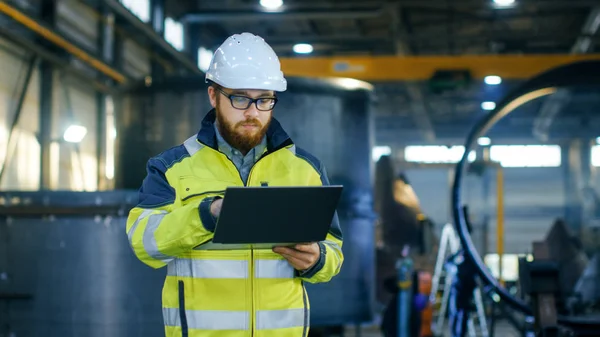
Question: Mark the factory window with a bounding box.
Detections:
[489,145,561,167]
[404,145,476,163]
[484,254,532,282]
[119,0,150,22]
[372,146,392,161]
[198,47,213,72]
[164,17,184,51]
[591,145,600,167]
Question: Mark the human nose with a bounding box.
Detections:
[244,103,260,118]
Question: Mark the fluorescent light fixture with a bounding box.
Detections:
[481,101,496,110]
[63,125,87,143]
[478,137,492,146]
[260,0,283,10]
[293,43,313,54]
[330,77,374,91]
[198,47,213,72]
[484,75,502,85]
[493,0,515,6]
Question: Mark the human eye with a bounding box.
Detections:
[257,98,276,110]
[230,95,251,108]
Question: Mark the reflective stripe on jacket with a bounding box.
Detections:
[126,109,344,337]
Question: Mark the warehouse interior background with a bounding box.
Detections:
[1,0,600,336]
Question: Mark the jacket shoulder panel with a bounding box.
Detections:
[293,146,322,175]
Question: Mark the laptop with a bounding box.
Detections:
[195,185,343,250]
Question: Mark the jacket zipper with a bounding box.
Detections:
[202,143,289,336]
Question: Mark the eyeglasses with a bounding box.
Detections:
[215,87,278,111]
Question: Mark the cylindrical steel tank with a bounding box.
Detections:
[115,76,378,327]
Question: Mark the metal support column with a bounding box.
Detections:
[150,0,166,80]
[563,140,585,233]
[186,22,200,68]
[96,4,115,190]
[38,0,56,190]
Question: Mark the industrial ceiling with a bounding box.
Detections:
[2,0,600,146]
[166,0,600,145]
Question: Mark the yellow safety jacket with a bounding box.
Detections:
[126,110,344,337]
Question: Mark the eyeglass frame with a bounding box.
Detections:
[214,86,278,111]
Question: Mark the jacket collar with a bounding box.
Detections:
[196,109,293,152]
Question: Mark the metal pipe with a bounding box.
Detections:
[496,167,504,285]
[451,60,600,317]
[102,0,202,75]
[0,1,127,84]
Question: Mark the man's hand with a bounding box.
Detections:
[273,243,320,271]
[210,198,223,218]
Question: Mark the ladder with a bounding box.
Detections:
[429,223,489,337]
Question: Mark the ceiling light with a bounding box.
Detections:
[260,0,283,10]
[484,75,502,85]
[481,101,496,111]
[63,125,87,143]
[493,0,515,6]
[293,43,313,54]
[478,137,492,146]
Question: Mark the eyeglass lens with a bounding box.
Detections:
[230,95,276,111]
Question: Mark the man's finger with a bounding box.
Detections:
[273,247,313,263]
[278,253,308,270]
[293,243,316,252]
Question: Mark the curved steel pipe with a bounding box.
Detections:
[451,60,600,316]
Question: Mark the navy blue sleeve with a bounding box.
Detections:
[137,158,176,208]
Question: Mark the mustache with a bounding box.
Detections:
[236,119,262,127]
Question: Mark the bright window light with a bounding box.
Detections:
[198,47,214,72]
[484,254,530,282]
[119,0,150,22]
[481,101,496,110]
[164,17,184,51]
[373,146,392,161]
[64,125,88,143]
[404,145,476,163]
[592,145,600,167]
[293,43,313,54]
[260,0,283,10]
[493,0,515,6]
[596,137,600,144]
[490,145,561,167]
[484,75,502,85]
[478,137,492,146]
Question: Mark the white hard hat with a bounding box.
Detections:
[205,32,287,92]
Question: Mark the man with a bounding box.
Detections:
[125,32,344,337]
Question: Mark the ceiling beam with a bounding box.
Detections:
[278,54,600,81]
[180,8,385,23]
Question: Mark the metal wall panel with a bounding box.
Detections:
[122,39,151,79]
[55,0,99,54]
[0,37,41,190]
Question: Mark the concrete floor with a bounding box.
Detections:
[340,321,522,337]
